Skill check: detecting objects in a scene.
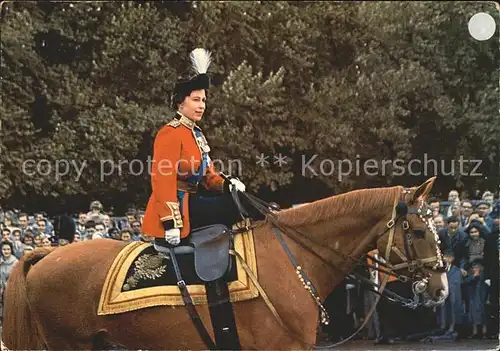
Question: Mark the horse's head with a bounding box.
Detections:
[375,177,448,306]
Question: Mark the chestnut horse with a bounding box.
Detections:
[3,177,448,350]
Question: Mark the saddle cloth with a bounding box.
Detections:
[97,220,258,315]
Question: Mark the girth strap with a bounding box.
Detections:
[169,248,217,350]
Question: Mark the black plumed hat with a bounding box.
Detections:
[171,48,212,108]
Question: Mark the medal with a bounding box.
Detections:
[196,133,211,153]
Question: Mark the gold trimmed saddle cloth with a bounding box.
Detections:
[97,222,258,315]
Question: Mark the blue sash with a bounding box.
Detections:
[177,128,209,217]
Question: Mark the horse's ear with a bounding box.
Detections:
[411,177,437,203]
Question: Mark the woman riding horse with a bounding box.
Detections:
[3,177,448,350]
[142,48,263,248]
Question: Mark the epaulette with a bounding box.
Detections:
[167,119,181,128]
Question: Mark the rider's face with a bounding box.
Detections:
[179,90,206,122]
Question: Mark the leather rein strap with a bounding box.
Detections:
[169,248,217,350]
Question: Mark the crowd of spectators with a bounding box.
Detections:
[432,190,499,340]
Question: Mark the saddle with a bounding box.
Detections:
[154,224,240,350]
[153,224,231,282]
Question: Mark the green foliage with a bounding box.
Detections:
[355,2,499,192]
[1,1,498,213]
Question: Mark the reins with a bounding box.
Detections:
[232,191,409,285]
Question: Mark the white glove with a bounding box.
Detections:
[485,279,491,287]
[165,228,181,246]
[229,178,246,192]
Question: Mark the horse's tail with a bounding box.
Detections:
[3,248,52,350]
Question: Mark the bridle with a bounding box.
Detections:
[228,185,446,348]
[371,188,445,304]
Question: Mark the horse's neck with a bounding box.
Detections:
[276,187,399,300]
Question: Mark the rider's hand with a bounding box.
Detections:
[485,279,491,286]
[165,228,181,246]
[229,178,246,192]
[460,268,468,277]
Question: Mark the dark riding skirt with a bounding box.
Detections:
[188,191,265,231]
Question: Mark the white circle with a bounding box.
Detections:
[468,12,496,41]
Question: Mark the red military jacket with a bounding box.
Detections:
[142,112,225,239]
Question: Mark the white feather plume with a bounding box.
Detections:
[189,48,212,75]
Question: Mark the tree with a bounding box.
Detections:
[1,1,497,213]
[1,2,185,212]
[354,2,499,196]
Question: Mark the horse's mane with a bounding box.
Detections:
[278,186,403,227]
